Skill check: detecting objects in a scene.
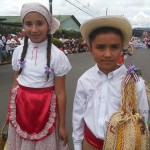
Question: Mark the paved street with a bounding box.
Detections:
[0,48,150,149]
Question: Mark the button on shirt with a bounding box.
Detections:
[72,64,149,150]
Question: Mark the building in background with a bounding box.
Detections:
[0,15,80,32]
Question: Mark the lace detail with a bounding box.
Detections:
[7,123,69,150]
[9,86,57,141]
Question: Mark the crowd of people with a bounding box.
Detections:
[0,30,25,64]
[59,38,89,55]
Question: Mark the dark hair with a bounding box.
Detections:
[19,34,52,81]
[89,27,123,46]
[19,36,28,74]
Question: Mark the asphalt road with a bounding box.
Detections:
[0,48,150,149]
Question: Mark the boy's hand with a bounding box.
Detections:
[59,126,68,146]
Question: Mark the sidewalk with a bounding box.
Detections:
[0,61,11,65]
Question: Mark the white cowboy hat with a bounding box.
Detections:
[80,15,132,48]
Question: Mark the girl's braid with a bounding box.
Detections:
[46,34,52,81]
[19,36,28,74]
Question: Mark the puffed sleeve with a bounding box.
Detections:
[12,45,23,71]
[51,45,71,76]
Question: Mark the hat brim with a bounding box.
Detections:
[80,16,132,48]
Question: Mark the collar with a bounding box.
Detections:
[29,40,47,48]
[95,64,127,80]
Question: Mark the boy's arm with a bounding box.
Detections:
[137,79,149,122]
[72,79,87,150]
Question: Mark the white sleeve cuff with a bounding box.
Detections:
[74,142,82,150]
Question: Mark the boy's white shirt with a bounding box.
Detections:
[72,64,149,150]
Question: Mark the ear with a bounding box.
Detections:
[121,45,124,52]
[88,45,92,52]
[88,45,94,56]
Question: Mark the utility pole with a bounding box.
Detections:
[106,8,108,15]
[49,0,52,14]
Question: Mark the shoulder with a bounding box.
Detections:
[13,45,23,55]
[135,77,146,92]
[51,44,64,56]
[78,66,98,84]
[51,44,70,62]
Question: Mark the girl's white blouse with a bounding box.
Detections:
[12,40,71,88]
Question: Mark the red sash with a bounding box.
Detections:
[84,125,104,149]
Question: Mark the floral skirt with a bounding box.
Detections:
[7,123,69,150]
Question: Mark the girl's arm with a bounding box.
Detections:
[54,75,68,145]
[12,71,19,87]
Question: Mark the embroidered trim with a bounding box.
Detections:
[9,86,57,141]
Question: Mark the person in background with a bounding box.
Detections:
[7,2,71,150]
[117,41,134,66]
[18,29,26,45]
[72,16,149,150]
[0,35,4,64]
[10,34,21,47]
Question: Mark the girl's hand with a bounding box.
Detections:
[59,125,68,146]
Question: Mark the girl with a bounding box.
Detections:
[7,2,71,150]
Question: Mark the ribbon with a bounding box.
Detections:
[18,59,26,68]
[45,67,54,75]
[124,63,140,84]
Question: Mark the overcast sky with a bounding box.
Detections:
[0,0,150,28]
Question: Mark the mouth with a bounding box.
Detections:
[102,60,113,63]
[30,35,40,39]
[31,34,40,37]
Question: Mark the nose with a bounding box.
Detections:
[104,48,111,57]
[31,25,38,33]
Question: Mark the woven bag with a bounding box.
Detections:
[103,77,149,150]
[0,120,8,150]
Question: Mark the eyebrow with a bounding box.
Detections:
[24,19,44,22]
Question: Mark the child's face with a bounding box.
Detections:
[23,12,49,43]
[89,32,123,75]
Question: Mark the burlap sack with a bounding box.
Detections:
[103,77,149,150]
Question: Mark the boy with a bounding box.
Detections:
[72,16,149,150]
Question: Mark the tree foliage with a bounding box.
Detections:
[0,25,22,35]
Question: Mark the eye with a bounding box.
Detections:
[36,21,44,26]
[111,45,120,50]
[95,45,105,51]
[24,21,32,27]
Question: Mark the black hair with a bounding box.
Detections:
[89,27,123,46]
[19,34,52,81]
[19,36,28,74]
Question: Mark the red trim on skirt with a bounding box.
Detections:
[84,125,104,149]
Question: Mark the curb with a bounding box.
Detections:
[0,61,11,65]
